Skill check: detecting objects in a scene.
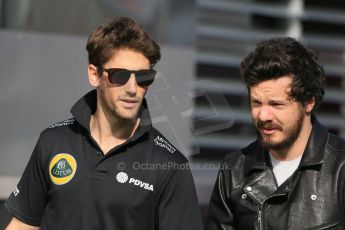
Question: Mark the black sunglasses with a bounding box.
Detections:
[98,67,156,87]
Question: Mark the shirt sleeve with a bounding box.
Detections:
[206,162,235,230]
[157,162,204,230]
[4,136,48,226]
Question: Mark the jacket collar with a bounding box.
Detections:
[70,90,152,142]
[243,140,268,176]
[243,114,329,175]
[299,115,328,168]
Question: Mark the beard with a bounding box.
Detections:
[256,108,305,151]
[97,83,140,122]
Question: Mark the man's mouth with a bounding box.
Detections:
[257,121,280,135]
[121,99,139,108]
[261,128,277,135]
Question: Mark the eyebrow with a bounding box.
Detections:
[250,97,288,104]
[268,100,288,105]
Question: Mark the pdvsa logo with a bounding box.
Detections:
[116,172,154,191]
[49,153,77,185]
[116,172,129,183]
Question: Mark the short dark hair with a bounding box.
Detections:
[240,37,325,110]
[86,16,161,67]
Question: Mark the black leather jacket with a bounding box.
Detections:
[207,117,345,230]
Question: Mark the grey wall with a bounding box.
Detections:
[0,29,195,197]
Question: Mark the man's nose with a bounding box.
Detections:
[258,106,274,122]
[124,74,137,95]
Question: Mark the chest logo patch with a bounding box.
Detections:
[116,172,154,191]
[116,172,129,183]
[49,153,77,185]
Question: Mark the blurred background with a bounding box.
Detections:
[1,0,345,227]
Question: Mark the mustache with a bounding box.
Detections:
[256,120,281,130]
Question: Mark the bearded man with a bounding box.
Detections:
[207,37,345,230]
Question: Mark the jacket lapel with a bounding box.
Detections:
[241,115,329,205]
[242,141,278,205]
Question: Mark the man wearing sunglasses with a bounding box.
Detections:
[4,17,204,230]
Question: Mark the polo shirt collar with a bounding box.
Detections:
[70,90,152,142]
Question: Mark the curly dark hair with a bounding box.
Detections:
[240,37,325,110]
[86,16,161,67]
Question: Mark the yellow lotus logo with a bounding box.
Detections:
[49,153,77,185]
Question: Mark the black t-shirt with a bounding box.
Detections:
[5,90,204,230]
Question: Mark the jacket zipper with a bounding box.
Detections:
[245,190,265,229]
[256,193,286,230]
[257,205,263,230]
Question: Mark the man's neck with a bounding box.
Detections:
[270,117,313,161]
[89,107,140,154]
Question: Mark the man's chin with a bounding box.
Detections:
[117,113,138,121]
[260,136,283,149]
[116,109,140,121]
[260,137,295,151]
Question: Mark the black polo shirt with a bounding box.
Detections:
[5,90,204,230]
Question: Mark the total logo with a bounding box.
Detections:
[116,172,154,192]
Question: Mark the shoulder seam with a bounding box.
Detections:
[224,150,243,161]
[327,134,345,153]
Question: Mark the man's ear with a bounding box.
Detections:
[305,97,316,113]
[88,64,100,87]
